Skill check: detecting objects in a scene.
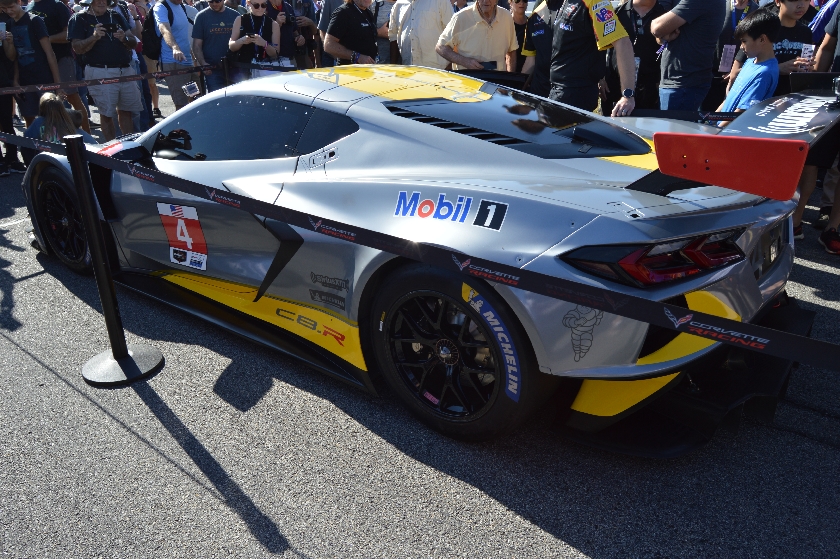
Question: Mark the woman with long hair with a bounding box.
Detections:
[22,93,96,165]
[229,0,282,81]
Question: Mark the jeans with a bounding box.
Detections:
[204,69,228,92]
[659,85,711,112]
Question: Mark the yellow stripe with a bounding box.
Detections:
[570,291,741,417]
[300,66,492,103]
[161,271,368,370]
[599,139,659,171]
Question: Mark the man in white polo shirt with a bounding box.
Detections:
[435,0,518,71]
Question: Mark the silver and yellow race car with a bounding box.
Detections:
[23,66,835,456]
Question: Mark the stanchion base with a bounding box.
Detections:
[82,344,164,386]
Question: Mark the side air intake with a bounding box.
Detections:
[387,106,526,146]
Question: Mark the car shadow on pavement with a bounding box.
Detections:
[35,250,840,559]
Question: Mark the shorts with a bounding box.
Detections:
[18,91,43,118]
[58,56,78,95]
[160,62,197,108]
[84,65,144,118]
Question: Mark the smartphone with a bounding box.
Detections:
[182,81,200,98]
[480,61,498,70]
[0,22,6,41]
[102,22,120,33]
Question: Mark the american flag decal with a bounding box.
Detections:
[170,205,184,218]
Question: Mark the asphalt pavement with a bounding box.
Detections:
[0,93,838,558]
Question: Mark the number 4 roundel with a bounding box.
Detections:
[157,203,208,254]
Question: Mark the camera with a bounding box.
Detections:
[182,81,201,98]
[102,22,120,33]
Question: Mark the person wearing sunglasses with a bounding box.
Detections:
[602,0,666,113]
[324,0,378,64]
[192,0,240,90]
[228,0,281,78]
[511,0,528,72]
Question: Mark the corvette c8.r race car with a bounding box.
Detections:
[22,66,836,456]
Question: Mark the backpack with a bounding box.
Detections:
[141,0,194,61]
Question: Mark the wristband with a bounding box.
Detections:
[351,51,359,64]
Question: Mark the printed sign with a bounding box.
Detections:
[157,203,209,270]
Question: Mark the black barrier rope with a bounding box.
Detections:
[0,64,218,96]
[7,130,840,374]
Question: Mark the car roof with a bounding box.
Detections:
[226,65,497,105]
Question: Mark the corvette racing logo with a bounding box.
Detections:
[451,254,519,286]
[308,216,355,241]
[665,308,693,328]
[452,255,471,271]
[205,188,241,208]
[309,217,322,230]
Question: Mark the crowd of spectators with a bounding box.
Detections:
[0,0,839,252]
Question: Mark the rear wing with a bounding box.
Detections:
[649,94,840,201]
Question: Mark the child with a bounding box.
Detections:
[718,9,782,117]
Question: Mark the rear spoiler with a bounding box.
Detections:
[635,94,840,201]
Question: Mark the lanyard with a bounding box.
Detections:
[628,0,644,45]
[731,2,750,32]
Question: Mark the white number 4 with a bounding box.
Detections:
[176,219,193,249]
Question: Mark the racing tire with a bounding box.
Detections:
[32,166,92,274]
[370,264,553,441]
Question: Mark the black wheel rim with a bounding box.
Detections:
[387,292,501,419]
[39,180,86,262]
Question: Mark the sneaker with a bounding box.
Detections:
[12,115,24,127]
[152,108,163,119]
[814,206,832,230]
[8,161,26,174]
[0,163,9,177]
[819,228,840,254]
[793,224,804,240]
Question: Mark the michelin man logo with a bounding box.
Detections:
[466,288,483,313]
[562,305,603,362]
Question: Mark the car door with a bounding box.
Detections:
[109,94,313,289]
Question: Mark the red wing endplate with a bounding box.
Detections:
[653,132,808,201]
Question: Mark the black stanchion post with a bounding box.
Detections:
[64,135,164,385]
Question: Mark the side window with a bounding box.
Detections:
[295,109,360,154]
[153,96,312,161]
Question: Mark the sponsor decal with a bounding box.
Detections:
[157,203,208,271]
[464,286,520,402]
[592,0,611,9]
[747,97,827,135]
[604,19,616,35]
[394,191,473,222]
[32,140,54,152]
[36,84,62,91]
[472,200,508,231]
[686,321,769,350]
[307,216,356,241]
[665,308,693,328]
[595,6,614,22]
[310,272,349,291]
[423,391,440,405]
[452,253,520,286]
[309,289,346,311]
[275,307,346,346]
[562,306,603,362]
[394,192,508,231]
[127,164,157,183]
[205,187,241,208]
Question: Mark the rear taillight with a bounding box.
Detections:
[563,229,744,287]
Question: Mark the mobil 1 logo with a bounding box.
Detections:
[472,200,508,231]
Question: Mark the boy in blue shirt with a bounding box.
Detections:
[718,9,782,116]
